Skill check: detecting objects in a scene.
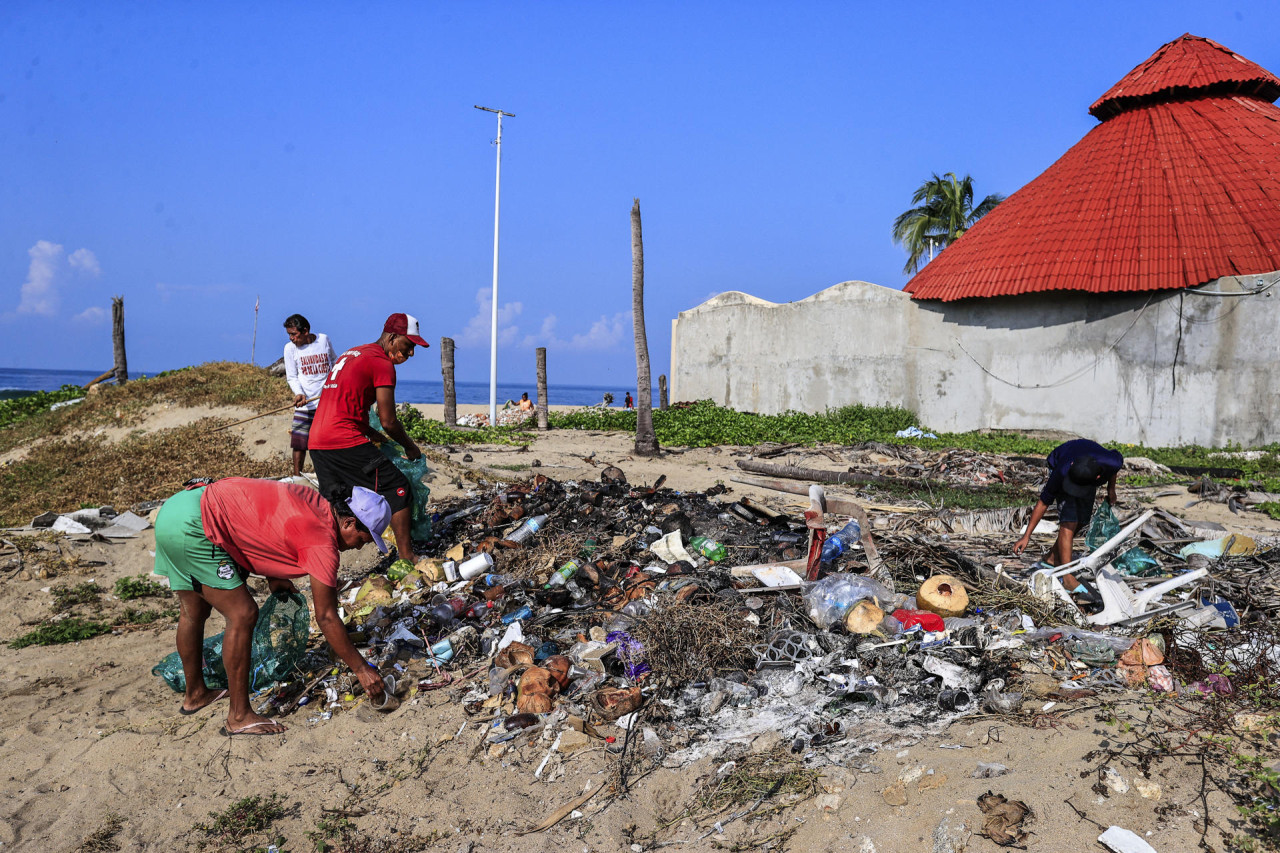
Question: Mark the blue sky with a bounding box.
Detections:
[3,2,1279,386]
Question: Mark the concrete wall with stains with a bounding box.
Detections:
[670,278,1280,447]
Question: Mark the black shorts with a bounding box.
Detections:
[310,444,411,514]
[1056,492,1096,528]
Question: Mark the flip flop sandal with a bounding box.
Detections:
[179,688,229,715]
[221,719,286,736]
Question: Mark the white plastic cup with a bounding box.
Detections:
[443,560,459,582]
[372,674,400,712]
[458,552,496,581]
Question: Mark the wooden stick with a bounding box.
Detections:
[208,395,318,432]
[82,369,116,389]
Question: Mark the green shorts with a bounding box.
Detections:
[153,487,247,593]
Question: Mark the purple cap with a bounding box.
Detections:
[349,486,391,554]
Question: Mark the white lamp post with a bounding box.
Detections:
[475,105,514,427]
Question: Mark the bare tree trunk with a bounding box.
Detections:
[658,374,668,410]
[441,337,457,427]
[536,347,548,431]
[631,199,659,457]
[111,296,128,384]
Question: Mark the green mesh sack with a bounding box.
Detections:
[1085,502,1161,576]
[368,412,432,542]
[152,592,311,693]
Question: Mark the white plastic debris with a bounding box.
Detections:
[51,516,92,534]
[1098,826,1158,853]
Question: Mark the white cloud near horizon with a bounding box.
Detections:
[459,287,523,347]
[72,306,106,323]
[522,311,629,351]
[455,287,631,353]
[17,240,64,316]
[68,248,101,277]
[13,240,103,318]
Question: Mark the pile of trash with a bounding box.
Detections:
[455,407,535,428]
[233,464,1271,771]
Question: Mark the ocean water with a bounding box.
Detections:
[0,367,652,407]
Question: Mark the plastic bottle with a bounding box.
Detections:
[819,519,861,563]
[466,600,496,619]
[501,604,533,625]
[544,559,581,589]
[483,573,519,587]
[505,514,548,544]
[688,536,727,561]
[578,538,598,560]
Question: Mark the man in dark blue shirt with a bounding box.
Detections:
[1013,439,1124,566]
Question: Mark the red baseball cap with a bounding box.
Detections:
[383,313,429,347]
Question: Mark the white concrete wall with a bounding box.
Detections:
[671,278,1280,447]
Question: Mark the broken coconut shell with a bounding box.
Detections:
[496,641,536,669]
[590,686,643,722]
[516,667,560,714]
[917,574,969,618]
[517,692,555,714]
[844,599,886,634]
[543,655,572,690]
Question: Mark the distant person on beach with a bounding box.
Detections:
[308,313,427,563]
[624,392,634,410]
[1013,438,1124,568]
[518,392,534,412]
[282,314,336,477]
[154,479,389,735]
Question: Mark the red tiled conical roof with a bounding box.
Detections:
[1090,34,1280,119]
[905,35,1280,302]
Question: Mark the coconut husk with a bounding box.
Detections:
[544,655,572,690]
[1117,638,1165,687]
[516,667,559,713]
[977,791,1032,847]
[591,686,642,721]
[845,600,886,634]
[496,642,536,669]
[517,692,555,714]
[917,574,969,618]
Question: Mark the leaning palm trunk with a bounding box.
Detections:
[631,199,659,457]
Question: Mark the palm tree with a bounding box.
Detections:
[892,172,1004,274]
[631,199,659,457]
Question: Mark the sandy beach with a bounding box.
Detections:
[0,398,1269,852]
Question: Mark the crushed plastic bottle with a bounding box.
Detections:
[819,519,861,563]
[505,514,548,544]
[803,574,894,629]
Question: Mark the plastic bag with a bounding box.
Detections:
[1085,502,1160,576]
[803,574,894,629]
[152,591,311,693]
[368,411,432,542]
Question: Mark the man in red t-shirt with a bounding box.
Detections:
[154,478,391,735]
[308,313,427,562]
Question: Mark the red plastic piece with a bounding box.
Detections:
[892,609,946,632]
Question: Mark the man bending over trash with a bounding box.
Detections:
[308,312,427,563]
[154,478,389,735]
[1013,438,1123,569]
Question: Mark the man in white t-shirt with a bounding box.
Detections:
[283,313,337,477]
